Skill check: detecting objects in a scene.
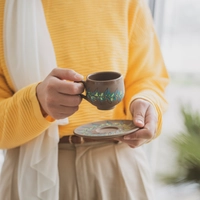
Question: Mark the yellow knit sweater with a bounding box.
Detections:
[0,0,169,149]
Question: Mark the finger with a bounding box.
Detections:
[44,94,81,119]
[57,80,84,95]
[49,106,79,119]
[59,94,82,107]
[128,140,148,148]
[51,68,84,82]
[47,77,84,95]
[123,128,153,140]
[117,137,148,148]
[45,92,82,108]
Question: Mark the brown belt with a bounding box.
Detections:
[59,135,119,144]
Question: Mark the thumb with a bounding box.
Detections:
[133,117,145,128]
[133,116,144,128]
[130,99,148,128]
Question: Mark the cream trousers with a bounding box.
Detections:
[0,141,155,200]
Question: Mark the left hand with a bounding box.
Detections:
[115,99,158,148]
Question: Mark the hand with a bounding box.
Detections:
[36,68,84,119]
[116,99,158,148]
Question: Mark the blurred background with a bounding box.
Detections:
[146,0,200,199]
[1,0,200,199]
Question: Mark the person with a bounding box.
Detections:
[0,0,169,199]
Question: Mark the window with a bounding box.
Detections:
[153,0,200,73]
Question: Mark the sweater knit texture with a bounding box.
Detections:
[0,0,169,149]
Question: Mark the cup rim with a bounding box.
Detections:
[87,71,122,82]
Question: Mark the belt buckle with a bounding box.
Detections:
[69,135,85,144]
[68,135,73,144]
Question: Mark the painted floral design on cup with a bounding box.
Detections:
[86,88,124,103]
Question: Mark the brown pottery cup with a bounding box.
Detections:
[81,71,125,110]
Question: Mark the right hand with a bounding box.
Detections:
[36,68,84,119]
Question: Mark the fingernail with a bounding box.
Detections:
[136,119,143,125]
[74,73,84,80]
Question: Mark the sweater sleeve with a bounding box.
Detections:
[124,0,169,137]
[0,66,52,149]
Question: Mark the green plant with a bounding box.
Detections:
[160,105,200,186]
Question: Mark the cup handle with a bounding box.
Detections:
[75,80,88,101]
[80,93,87,100]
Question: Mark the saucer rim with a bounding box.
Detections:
[73,119,139,139]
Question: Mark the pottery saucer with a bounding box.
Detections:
[73,120,139,139]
